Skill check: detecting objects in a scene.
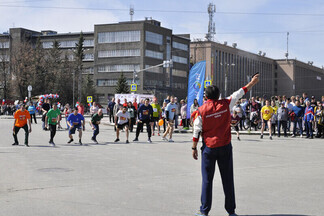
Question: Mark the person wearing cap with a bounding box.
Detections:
[192,74,259,216]
[277,102,289,137]
[12,104,32,147]
[310,96,316,109]
[45,103,61,146]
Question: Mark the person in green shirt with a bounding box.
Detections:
[90,109,103,144]
[151,97,162,136]
[45,103,61,146]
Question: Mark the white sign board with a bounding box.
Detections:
[115,94,154,104]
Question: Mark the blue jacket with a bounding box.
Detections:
[292,105,304,118]
[304,106,314,122]
[28,106,36,114]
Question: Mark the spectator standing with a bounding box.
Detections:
[108,98,116,123]
[90,102,99,117]
[63,104,72,129]
[180,100,188,129]
[113,99,122,131]
[277,102,288,137]
[12,104,32,147]
[133,98,138,111]
[315,103,324,138]
[28,102,37,124]
[291,100,304,137]
[260,100,274,140]
[304,100,314,139]
[78,103,85,116]
[190,99,199,125]
[174,97,180,129]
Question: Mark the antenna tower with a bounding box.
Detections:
[130,5,134,21]
[206,3,216,41]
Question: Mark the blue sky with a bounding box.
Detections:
[1,0,324,67]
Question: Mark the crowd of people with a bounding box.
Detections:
[6,91,324,147]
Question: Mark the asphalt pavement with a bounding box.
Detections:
[0,117,323,216]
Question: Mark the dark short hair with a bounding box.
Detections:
[205,85,220,100]
[145,98,150,101]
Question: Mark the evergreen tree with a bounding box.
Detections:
[31,37,47,96]
[115,73,130,94]
[82,74,96,105]
[75,32,84,103]
[46,40,62,93]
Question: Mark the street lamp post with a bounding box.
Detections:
[220,62,235,97]
[72,70,75,107]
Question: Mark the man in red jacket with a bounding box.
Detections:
[192,74,259,216]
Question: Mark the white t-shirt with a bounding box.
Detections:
[116,110,130,125]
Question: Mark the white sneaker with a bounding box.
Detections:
[162,137,168,141]
[300,134,303,138]
[168,139,174,142]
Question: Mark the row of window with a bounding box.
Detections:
[97,64,140,73]
[42,39,94,49]
[98,31,140,44]
[145,31,163,45]
[97,79,140,87]
[83,67,94,74]
[98,49,140,58]
[145,50,163,60]
[0,41,9,49]
[172,55,188,64]
[144,79,163,87]
[172,41,188,51]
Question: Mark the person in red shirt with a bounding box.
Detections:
[12,104,32,147]
[78,103,85,116]
[133,98,138,111]
[192,74,259,216]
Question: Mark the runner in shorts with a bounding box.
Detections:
[67,108,85,145]
[231,111,241,140]
[115,106,130,143]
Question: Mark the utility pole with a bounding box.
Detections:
[130,5,134,21]
[220,62,235,97]
[206,3,216,41]
[285,32,289,60]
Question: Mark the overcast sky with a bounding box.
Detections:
[1,0,324,68]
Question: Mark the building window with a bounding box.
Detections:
[0,54,9,62]
[98,31,140,44]
[0,41,9,49]
[97,64,140,73]
[144,79,163,87]
[98,49,140,58]
[145,50,163,60]
[172,55,187,64]
[59,40,78,48]
[83,53,94,61]
[145,31,163,45]
[84,39,94,47]
[83,67,94,74]
[42,41,53,49]
[97,79,140,86]
[145,65,163,74]
[172,69,187,77]
[172,41,188,51]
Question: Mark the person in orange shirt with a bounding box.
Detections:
[13,104,32,147]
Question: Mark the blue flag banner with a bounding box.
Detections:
[186,60,206,119]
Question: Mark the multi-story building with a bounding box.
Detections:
[0,19,190,104]
[190,41,324,99]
